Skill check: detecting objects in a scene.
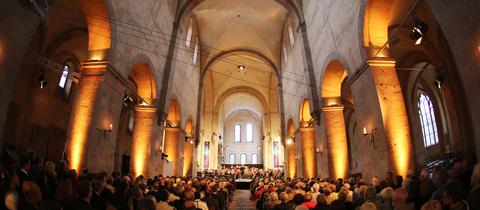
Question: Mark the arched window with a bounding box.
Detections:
[60,62,75,97]
[251,154,258,164]
[234,124,241,142]
[240,153,247,164]
[288,25,295,47]
[185,18,193,47]
[246,123,253,142]
[418,93,439,147]
[193,37,199,65]
[229,153,235,164]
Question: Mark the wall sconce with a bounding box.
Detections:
[226,146,230,150]
[97,123,113,138]
[257,146,261,150]
[363,127,377,143]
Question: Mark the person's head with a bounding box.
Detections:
[4,169,19,190]
[158,190,169,202]
[364,186,376,201]
[304,192,312,202]
[184,191,194,201]
[471,163,480,188]
[22,181,43,206]
[442,180,466,207]
[77,181,92,201]
[271,192,279,201]
[360,201,377,210]
[55,179,73,201]
[44,161,56,176]
[316,194,327,205]
[194,191,201,200]
[139,196,156,210]
[279,192,288,202]
[379,187,394,200]
[421,200,442,210]
[91,179,104,193]
[338,190,348,201]
[19,156,30,171]
[312,183,320,192]
[392,188,408,205]
[292,193,305,205]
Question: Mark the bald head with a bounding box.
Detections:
[22,181,42,205]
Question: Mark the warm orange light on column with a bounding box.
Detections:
[299,127,317,178]
[183,140,194,176]
[323,106,349,179]
[67,60,107,172]
[131,106,156,177]
[368,58,412,177]
[165,127,180,176]
[287,141,297,178]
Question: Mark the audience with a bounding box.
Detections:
[0,144,478,210]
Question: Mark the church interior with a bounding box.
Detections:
[1,0,480,209]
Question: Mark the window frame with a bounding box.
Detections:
[246,123,253,142]
[234,124,241,142]
[229,153,236,164]
[417,92,440,148]
[240,153,247,165]
[251,153,258,164]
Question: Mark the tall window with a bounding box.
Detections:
[234,124,241,142]
[240,153,247,164]
[251,154,258,164]
[60,63,75,97]
[185,19,193,47]
[229,154,235,164]
[418,93,439,147]
[246,123,253,142]
[288,25,295,47]
[193,37,199,65]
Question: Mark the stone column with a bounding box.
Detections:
[183,139,194,176]
[67,60,107,172]
[323,106,349,179]
[286,141,297,178]
[165,127,180,176]
[131,106,156,177]
[368,58,412,177]
[299,127,317,178]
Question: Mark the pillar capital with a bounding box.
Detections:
[134,106,157,113]
[322,105,345,112]
[367,57,396,67]
[81,60,108,77]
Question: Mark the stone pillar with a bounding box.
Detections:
[299,127,317,178]
[323,106,349,179]
[368,58,412,177]
[131,106,156,177]
[66,60,107,172]
[165,127,180,176]
[183,139,194,176]
[286,142,297,178]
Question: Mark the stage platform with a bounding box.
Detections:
[235,178,252,189]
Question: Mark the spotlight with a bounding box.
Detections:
[434,73,444,89]
[37,73,47,89]
[189,140,194,144]
[286,138,293,145]
[237,65,245,70]
[161,153,168,160]
[122,92,134,107]
[410,18,429,45]
[139,98,149,106]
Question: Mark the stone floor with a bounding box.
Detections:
[228,190,256,210]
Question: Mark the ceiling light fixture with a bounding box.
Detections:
[38,73,47,89]
[410,18,429,45]
[237,65,245,70]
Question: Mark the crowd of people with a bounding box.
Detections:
[0,144,479,210]
[249,159,480,210]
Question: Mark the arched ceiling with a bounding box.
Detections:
[192,0,288,66]
[221,92,264,119]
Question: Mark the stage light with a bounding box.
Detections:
[122,92,133,107]
[38,73,47,89]
[434,74,444,89]
[410,18,429,45]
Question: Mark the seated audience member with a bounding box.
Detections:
[467,163,480,210]
[18,181,42,210]
[71,181,94,210]
[420,200,442,210]
[442,181,468,210]
[313,194,328,210]
[392,188,414,210]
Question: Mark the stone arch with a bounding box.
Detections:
[299,99,312,127]
[214,86,268,116]
[321,60,351,179]
[128,55,158,106]
[77,0,112,60]
[167,99,182,127]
